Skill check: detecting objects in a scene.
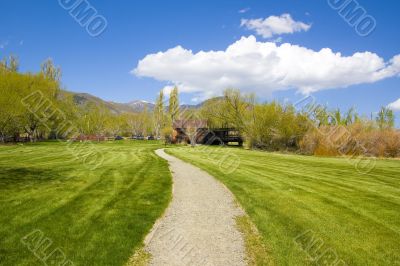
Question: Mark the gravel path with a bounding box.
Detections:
[144,149,246,266]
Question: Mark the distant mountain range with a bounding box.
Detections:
[69,91,205,114]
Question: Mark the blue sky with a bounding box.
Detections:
[1,0,399,124]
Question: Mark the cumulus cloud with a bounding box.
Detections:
[239,8,251,14]
[272,37,283,43]
[241,14,311,38]
[133,35,400,98]
[388,99,400,111]
[162,85,174,97]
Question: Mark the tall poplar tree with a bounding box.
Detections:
[169,86,179,124]
[154,90,164,137]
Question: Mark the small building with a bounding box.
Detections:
[201,128,243,146]
[172,119,207,144]
[172,120,243,146]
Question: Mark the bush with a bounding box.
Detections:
[300,122,400,158]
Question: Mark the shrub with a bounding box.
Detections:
[300,122,400,158]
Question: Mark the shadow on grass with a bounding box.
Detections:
[0,167,66,188]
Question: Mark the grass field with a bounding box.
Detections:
[0,141,172,266]
[166,146,400,265]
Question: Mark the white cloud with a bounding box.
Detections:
[272,37,283,43]
[133,35,400,98]
[0,40,9,49]
[162,85,174,97]
[239,8,250,14]
[241,14,311,38]
[191,97,200,103]
[388,99,400,111]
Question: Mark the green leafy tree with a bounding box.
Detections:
[169,86,179,124]
[0,58,6,71]
[315,106,330,126]
[376,107,395,129]
[0,55,19,72]
[9,55,19,72]
[76,102,110,139]
[41,58,62,82]
[153,90,165,138]
[0,69,61,142]
[105,114,125,137]
[345,107,356,125]
[0,72,24,141]
[124,113,141,136]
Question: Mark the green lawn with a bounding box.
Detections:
[0,141,172,266]
[166,146,400,265]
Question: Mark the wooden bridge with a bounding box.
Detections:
[172,120,243,146]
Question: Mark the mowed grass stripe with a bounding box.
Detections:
[239,157,400,234]
[223,151,400,229]
[0,141,171,266]
[243,164,400,217]
[167,146,400,265]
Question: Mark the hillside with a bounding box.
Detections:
[68,92,155,113]
[67,91,208,114]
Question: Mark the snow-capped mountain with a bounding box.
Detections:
[127,100,155,112]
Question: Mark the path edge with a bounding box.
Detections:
[163,147,274,266]
[126,148,175,266]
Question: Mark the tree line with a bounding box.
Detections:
[0,56,181,142]
[1,55,399,157]
[199,89,399,157]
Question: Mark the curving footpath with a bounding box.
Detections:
[144,149,246,266]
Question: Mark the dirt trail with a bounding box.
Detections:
[144,149,246,266]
